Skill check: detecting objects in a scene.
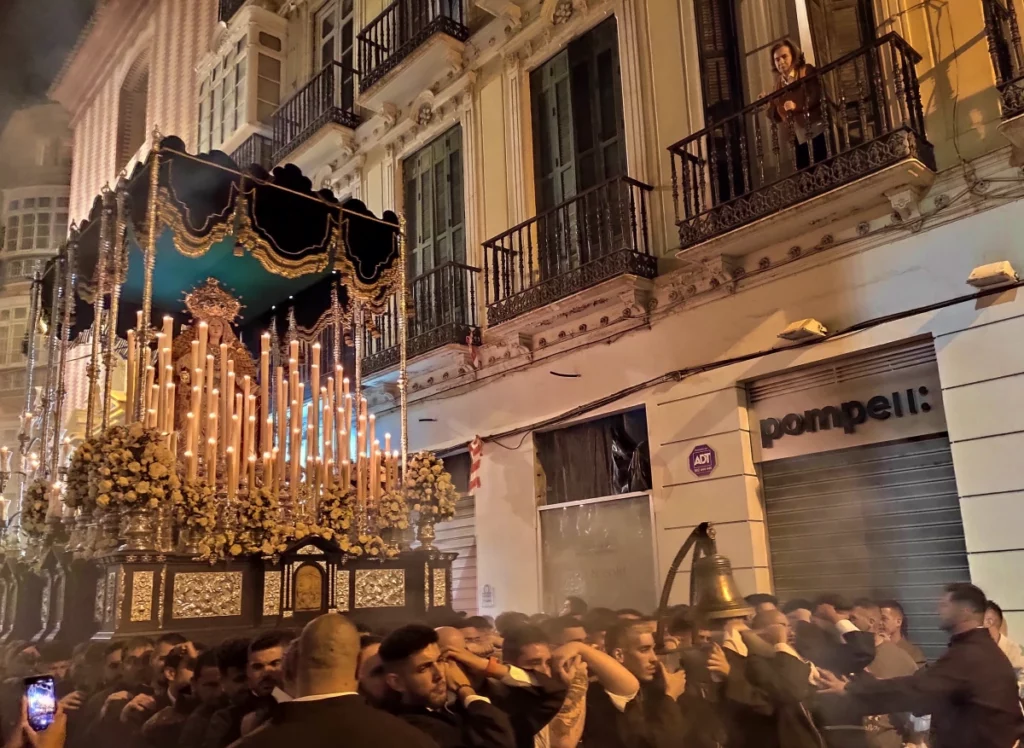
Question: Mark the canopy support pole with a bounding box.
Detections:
[397,217,409,477]
[136,135,162,422]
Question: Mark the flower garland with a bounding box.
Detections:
[65,437,97,510]
[91,423,182,510]
[22,479,51,538]
[405,451,458,520]
[340,532,399,559]
[175,481,218,536]
[376,489,410,531]
[317,485,355,535]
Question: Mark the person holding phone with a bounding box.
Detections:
[4,681,66,748]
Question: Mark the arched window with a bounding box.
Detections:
[116,51,151,171]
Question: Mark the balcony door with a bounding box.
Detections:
[403,126,467,335]
[316,0,356,112]
[530,17,626,280]
[806,0,879,144]
[693,0,745,205]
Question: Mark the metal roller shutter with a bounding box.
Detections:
[434,495,478,615]
[761,436,969,659]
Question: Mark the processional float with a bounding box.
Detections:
[0,132,459,643]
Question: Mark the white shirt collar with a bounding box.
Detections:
[290,691,359,702]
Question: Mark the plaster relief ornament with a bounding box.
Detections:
[416,103,435,127]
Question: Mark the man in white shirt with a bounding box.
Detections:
[984,600,1024,698]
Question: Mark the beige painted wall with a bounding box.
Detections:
[373,195,1024,623]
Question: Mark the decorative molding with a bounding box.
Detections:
[885,186,925,223]
[296,544,325,555]
[336,570,351,612]
[432,567,447,607]
[262,569,282,614]
[475,0,523,28]
[130,570,154,622]
[172,572,244,619]
[355,569,406,608]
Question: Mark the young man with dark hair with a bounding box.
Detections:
[581,620,680,748]
[560,596,588,618]
[744,594,778,614]
[435,624,567,748]
[984,599,1024,697]
[231,615,436,748]
[821,583,1024,748]
[808,593,876,676]
[380,624,516,748]
[495,612,530,638]
[454,616,496,658]
[139,647,201,748]
[177,643,235,748]
[878,599,926,667]
[203,632,290,748]
[357,634,389,708]
[545,616,588,648]
[40,642,74,683]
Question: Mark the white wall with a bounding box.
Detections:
[378,197,1024,618]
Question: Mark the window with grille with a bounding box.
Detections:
[403,126,466,278]
[0,308,28,367]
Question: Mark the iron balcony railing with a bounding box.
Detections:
[669,33,934,251]
[983,0,1024,118]
[357,0,469,92]
[270,61,360,163]
[362,261,481,374]
[230,132,274,171]
[482,176,657,327]
[218,0,247,23]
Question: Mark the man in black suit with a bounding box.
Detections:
[229,614,438,748]
[381,624,517,748]
[819,583,1024,748]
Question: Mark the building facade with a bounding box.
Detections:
[51,0,1024,639]
[0,103,73,509]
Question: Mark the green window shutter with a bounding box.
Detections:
[568,16,626,189]
[692,0,743,122]
[530,50,577,212]
[402,125,465,278]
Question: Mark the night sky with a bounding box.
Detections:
[0,0,96,128]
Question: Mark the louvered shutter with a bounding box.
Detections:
[434,495,478,614]
[435,452,477,614]
[762,436,968,661]
[693,0,742,122]
[531,51,577,211]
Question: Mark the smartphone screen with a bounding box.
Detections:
[24,675,56,732]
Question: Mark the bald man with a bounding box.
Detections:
[228,615,438,748]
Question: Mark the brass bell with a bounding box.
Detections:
[692,553,754,621]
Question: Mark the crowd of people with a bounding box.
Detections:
[0,582,1021,748]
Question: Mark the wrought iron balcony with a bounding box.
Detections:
[357,0,469,92]
[669,33,934,252]
[218,0,247,23]
[984,0,1024,118]
[362,261,481,375]
[270,61,360,163]
[230,133,274,171]
[483,176,657,327]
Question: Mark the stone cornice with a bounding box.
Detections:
[49,0,159,118]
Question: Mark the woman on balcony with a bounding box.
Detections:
[767,39,828,170]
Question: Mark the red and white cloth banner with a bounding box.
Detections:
[468,436,483,492]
